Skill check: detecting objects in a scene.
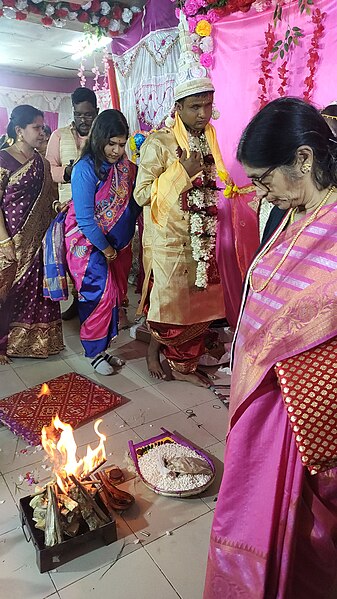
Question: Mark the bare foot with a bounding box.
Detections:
[171,369,210,387]
[146,336,167,380]
[0,355,11,365]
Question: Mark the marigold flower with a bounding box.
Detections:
[195,19,212,37]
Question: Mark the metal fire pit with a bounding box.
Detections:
[19,494,117,573]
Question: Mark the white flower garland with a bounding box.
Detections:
[187,132,218,289]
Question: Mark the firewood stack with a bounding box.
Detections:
[29,468,134,547]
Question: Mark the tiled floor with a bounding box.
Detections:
[0,288,230,599]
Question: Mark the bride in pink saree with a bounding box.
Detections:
[204,98,337,599]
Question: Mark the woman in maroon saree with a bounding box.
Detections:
[0,105,63,363]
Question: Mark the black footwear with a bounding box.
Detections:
[61,298,79,321]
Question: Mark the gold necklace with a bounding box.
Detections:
[13,143,33,161]
[249,186,336,293]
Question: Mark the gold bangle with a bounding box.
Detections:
[105,249,117,261]
[0,238,13,248]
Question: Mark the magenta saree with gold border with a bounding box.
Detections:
[204,202,337,599]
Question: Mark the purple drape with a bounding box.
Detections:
[44,111,58,132]
[110,0,178,56]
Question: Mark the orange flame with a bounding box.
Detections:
[38,383,51,398]
[41,416,106,493]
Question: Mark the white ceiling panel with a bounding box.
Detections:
[0,18,113,77]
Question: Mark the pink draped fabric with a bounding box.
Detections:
[0,107,8,136]
[204,376,337,599]
[43,111,58,132]
[205,202,337,597]
[212,0,337,184]
[216,191,259,327]
[212,0,337,326]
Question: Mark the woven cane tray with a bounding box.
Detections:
[128,428,215,498]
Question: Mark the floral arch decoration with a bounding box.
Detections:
[0,1,142,37]
[176,0,327,105]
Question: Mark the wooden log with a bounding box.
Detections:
[44,484,63,546]
[90,478,116,520]
[69,475,110,525]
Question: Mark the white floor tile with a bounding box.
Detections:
[133,411,219,449]
[0,526,57,599]
[155,379,218,410]
[119,476,210,544]
[126,357,162,385]
[88,366,151,395]
[14,360,73,387]
[0,369,27,399]
[115,386,179,427]
[146,511,214,599]
[50,515,139,592]
[61,336,84,357]
[58,545,180,599]
[0,474,20,535]
[0,427,44,475]
[187,400,229,442]
[0,295,226,598]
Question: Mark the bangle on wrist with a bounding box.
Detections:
[52,200,61,212]
[104,248,117,260]
[0,237,12,247]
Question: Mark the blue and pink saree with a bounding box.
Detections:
[65,154,140,358]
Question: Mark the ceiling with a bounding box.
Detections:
[0,0,146,79]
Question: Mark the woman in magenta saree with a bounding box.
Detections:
[65,109,140,375]
[0,105,63,363]
[204,98,337,599]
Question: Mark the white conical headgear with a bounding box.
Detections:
[174,11,214,102]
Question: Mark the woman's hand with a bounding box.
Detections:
[102,246,117,262]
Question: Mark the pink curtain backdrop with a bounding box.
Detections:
[212,0,337,183]
[212,0,337,326]
[43,111,59,132]
[0,106,8,136]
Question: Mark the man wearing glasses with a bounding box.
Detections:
[46,87,98,319]
[46,87,98,206]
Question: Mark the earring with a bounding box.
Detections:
[165,106,176,128]
[301,163,312,174]
[17,134,23,142]
[211,106,220,120]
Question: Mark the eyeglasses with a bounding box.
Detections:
[73,112,96,122]
[250,166,276,192]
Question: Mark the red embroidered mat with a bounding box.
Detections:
[0,373,124,446]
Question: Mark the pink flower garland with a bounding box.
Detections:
[303,8,326,102]
[256,7,326,108]
[277,60,289,97]
[258,24,276,108]
[77,60,87,88]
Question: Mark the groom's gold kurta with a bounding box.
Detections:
[134,122,225,326]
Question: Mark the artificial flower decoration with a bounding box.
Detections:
[195,19,212,37]
[0,0,142,35]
